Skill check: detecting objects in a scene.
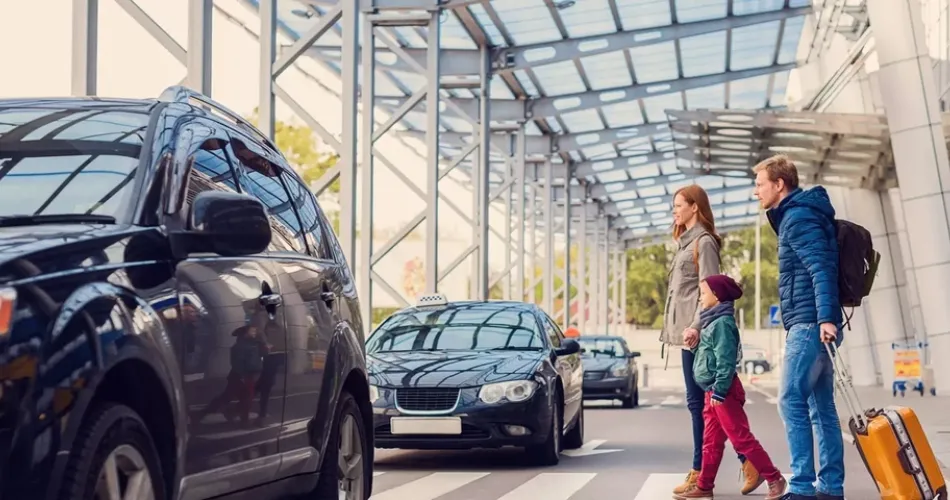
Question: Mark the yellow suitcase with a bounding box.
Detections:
[827,343,948,500]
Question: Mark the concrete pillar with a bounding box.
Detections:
[868,0,950,391]
[887,188,928,355]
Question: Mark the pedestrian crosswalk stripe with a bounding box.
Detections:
[369,472,488,500]
[373,471,385,477]
[633,473,792,499]
[496,472,596,500]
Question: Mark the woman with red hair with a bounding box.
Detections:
[661,185,762,496]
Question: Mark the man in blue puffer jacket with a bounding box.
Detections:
[753,154,844,500]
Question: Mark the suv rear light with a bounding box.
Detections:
[0,288,15,339]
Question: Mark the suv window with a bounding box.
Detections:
[281,171,331,260]
[229,146,306,254]
[184,148,240,206]
[0,107,149,220]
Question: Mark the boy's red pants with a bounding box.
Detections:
[698,375,782,490]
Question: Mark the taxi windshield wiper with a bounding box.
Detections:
[0,214,117,227]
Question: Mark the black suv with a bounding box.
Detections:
[0,87,373,500]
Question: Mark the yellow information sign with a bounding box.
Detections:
[893,348,922,381]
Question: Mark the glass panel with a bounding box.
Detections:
[675,0,727,23]
[679,31,727,77]
[629,41,679,83]
[730,21,781,70]
[581,52,634,90]
[492,0,562,46]
[641,93,683,122]
[729,75,770,108]
[777,16,806,64]
[560,109,604,133]
[602,101,645,128]
[615,0,672,30]
[732,0,784,15]
[534,60,587,96]
[559,0,617,37]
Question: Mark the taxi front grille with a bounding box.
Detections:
[395,388,459,412]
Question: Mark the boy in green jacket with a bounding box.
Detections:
[674,274,787,500]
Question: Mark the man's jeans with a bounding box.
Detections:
[779,323,845,496]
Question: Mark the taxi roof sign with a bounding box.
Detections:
[416,293,448,307]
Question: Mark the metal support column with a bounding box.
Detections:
[563,198,572,326]
[258,0,276,139]
[620,247,627,330]
[503,157,512,300]
[358,21,376,333]
[187,0,212,96]
[590,215,601,331]
[528,172,538,304]
[599,220,610,330]
[71,0,97,96]
[577,212,587,332]
[339,0,359,277]
[424,12,441,293]
[543,160,555,315]
[515,128,527,302]
[613,243,621,327]
[477,45,492,300]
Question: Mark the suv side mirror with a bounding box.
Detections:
[555,338,581,356]
[173,191,272,257]
[628,351,641,358]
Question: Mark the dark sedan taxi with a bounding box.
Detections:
[577,335,640,408]
[365,295,585,466]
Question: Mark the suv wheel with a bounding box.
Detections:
[60,403,165,500]
[313,391,370,500]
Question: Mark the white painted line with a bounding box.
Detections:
[496,472,597,500]
[373,471,385,477]
[644,404,661,410]
[633,473,688,500]
[369,472,488,500]
[561,439,622,457]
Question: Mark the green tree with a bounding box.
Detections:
[624,243,674,328]
[246,110,341,233]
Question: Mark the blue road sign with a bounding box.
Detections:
[768,304,781,327]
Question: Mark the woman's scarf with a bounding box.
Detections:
[699,300,735,329]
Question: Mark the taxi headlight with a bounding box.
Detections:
[369,385,380,403]
[478,380,538,404]
[610,364,629,377]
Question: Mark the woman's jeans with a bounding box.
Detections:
[779,323,845,496]
[682,348,745,470]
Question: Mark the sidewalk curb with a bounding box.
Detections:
[747,380,950,472]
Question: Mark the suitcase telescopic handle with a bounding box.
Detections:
[824,342,869,433]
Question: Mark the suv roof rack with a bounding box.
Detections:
[159,85,279,156]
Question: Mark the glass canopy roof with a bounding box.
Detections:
[244,0,811,245]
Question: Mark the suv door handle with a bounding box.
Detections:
[259,294,283,307]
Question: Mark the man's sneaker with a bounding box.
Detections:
[673,483,714,500]
[816,493,844,500]
[740,460,763,494]
[764,476,788,500]
[779,494,817,499]
[672,469,700,495]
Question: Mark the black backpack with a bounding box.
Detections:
[835,219,881,328]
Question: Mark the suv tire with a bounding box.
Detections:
[59,402,165,500]
[313,391,371,500]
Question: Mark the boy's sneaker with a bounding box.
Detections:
[673,469,700,495]
[764,476,788,500]
[673,483,714,500]
[779,494,817,499]
[740,460,763,494]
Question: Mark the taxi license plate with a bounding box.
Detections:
[390,416,462,435]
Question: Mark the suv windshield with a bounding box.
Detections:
[366,303,544,353]
[0,105,149,221]
[578,338,626,358]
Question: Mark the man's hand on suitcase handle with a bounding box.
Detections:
[820,322,837,343]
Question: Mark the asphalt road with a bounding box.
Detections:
[370,385,882,500]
